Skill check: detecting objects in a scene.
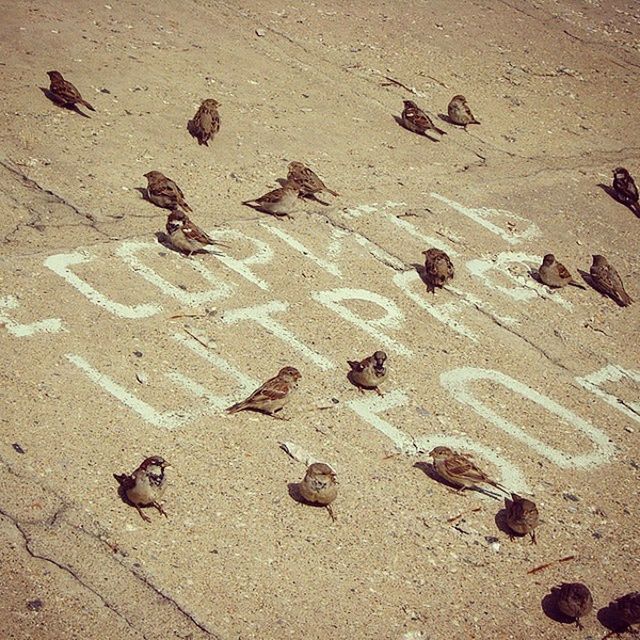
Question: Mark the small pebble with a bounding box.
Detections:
[26,599,44,611]
[12,443,25,454]
[562,492,579,502]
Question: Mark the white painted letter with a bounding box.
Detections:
[312,288,412,356]
[440,367,615,468]
[45,252,161,319]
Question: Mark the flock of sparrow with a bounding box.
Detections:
[45,69,638,634]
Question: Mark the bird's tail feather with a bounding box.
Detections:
[81,99,96,112]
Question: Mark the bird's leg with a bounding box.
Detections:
[153,502,168,518]
[270,410,290,421]
[375,387,384,397]
[135,506,152,523]
[326,505,337,522]
[530,531,537,545]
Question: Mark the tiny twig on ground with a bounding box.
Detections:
[527,555,576,574]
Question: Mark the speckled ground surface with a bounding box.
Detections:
[1,1,639,638]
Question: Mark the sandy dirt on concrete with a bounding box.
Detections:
[1,0,639,639]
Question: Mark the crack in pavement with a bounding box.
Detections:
[0,507,148,640]
[0,157,112,242]
[0,456,222,639]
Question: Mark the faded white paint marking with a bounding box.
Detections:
[447,285,519,327]
[263,224,342,277]
[347,389,528,491]
[386,214,459,257]
[576,365,640,424]
[313,288,413,356]
[466,252,572,308]
[172,332,259,395]
[347,390,415,451]
[441,368,615,468]
[0,295,65,336]
[211,230,273,291]
[117,241,234,306]
[393,271,478,341]
[430,193,541,245]
[45,252,161,319]
[342,200,405,220]
[412,433,530,493]
[222,301,334,370]
[353,234,406,270]
[66,354,191,429]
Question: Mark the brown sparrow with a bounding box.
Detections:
[422,248,454,293]
[401,99,446,137]
[242,182,300,218]
[165,209,225,256]
[287,161,339,197]
[429,446,509,495]
[298,462,338,521]
[46,70,95,112]
[612,167,639,213]
[226,366,301,418]
[187,99,220,146]
[114,456,170,522]
[143,170,192,212]
[610,592,640,630]
[553,582,593,629]
[347,350,388,396]
[538,254,586,289]
[447,94,480,127]
[590,254,633,307]
[504,493,539,543]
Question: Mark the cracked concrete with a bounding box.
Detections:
[1,0,639,639]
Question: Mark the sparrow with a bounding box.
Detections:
[165,209,225,256]
[143,170,192,212]
[429,446,509,495]
[401,99,447,137]
[286,161,339,197]
[552,582,593,629]
[504,493,539,544]
[226,366,301,418]
[422,248,454,293]
[590,254,633,307]
[347,350,388,396]
[447,94,480,127]
[612,167,639,213]
[610,591,640,630]
[187,98,220,146]
[537,254,586,289]
[46,70,95,112]
[114,456,170,522]
[242,182,301,218]
[298,462,338,521]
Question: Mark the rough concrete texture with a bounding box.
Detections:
[1,0,639,639]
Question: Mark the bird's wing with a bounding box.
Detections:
[182,218,214,244]
[245,375,291,404]
[444,454,489,484]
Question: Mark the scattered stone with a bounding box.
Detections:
[12,443,25,454]
[133,351,143,358]
[255,28,266,37]
[26,599,44,611]
[563,492,580,502]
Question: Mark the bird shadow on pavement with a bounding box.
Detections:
[287,482,324,510]
[437,113,455,125]
[541,592,576,626]
[597,183,640,218]
[596,603,629,635]
[39,87,91,118]
[576,268,594,287]
[411,263,431,289]
[393,115,440,141]
[413,461,503,500]
[134,186,150,201]
[494,507,514,537]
